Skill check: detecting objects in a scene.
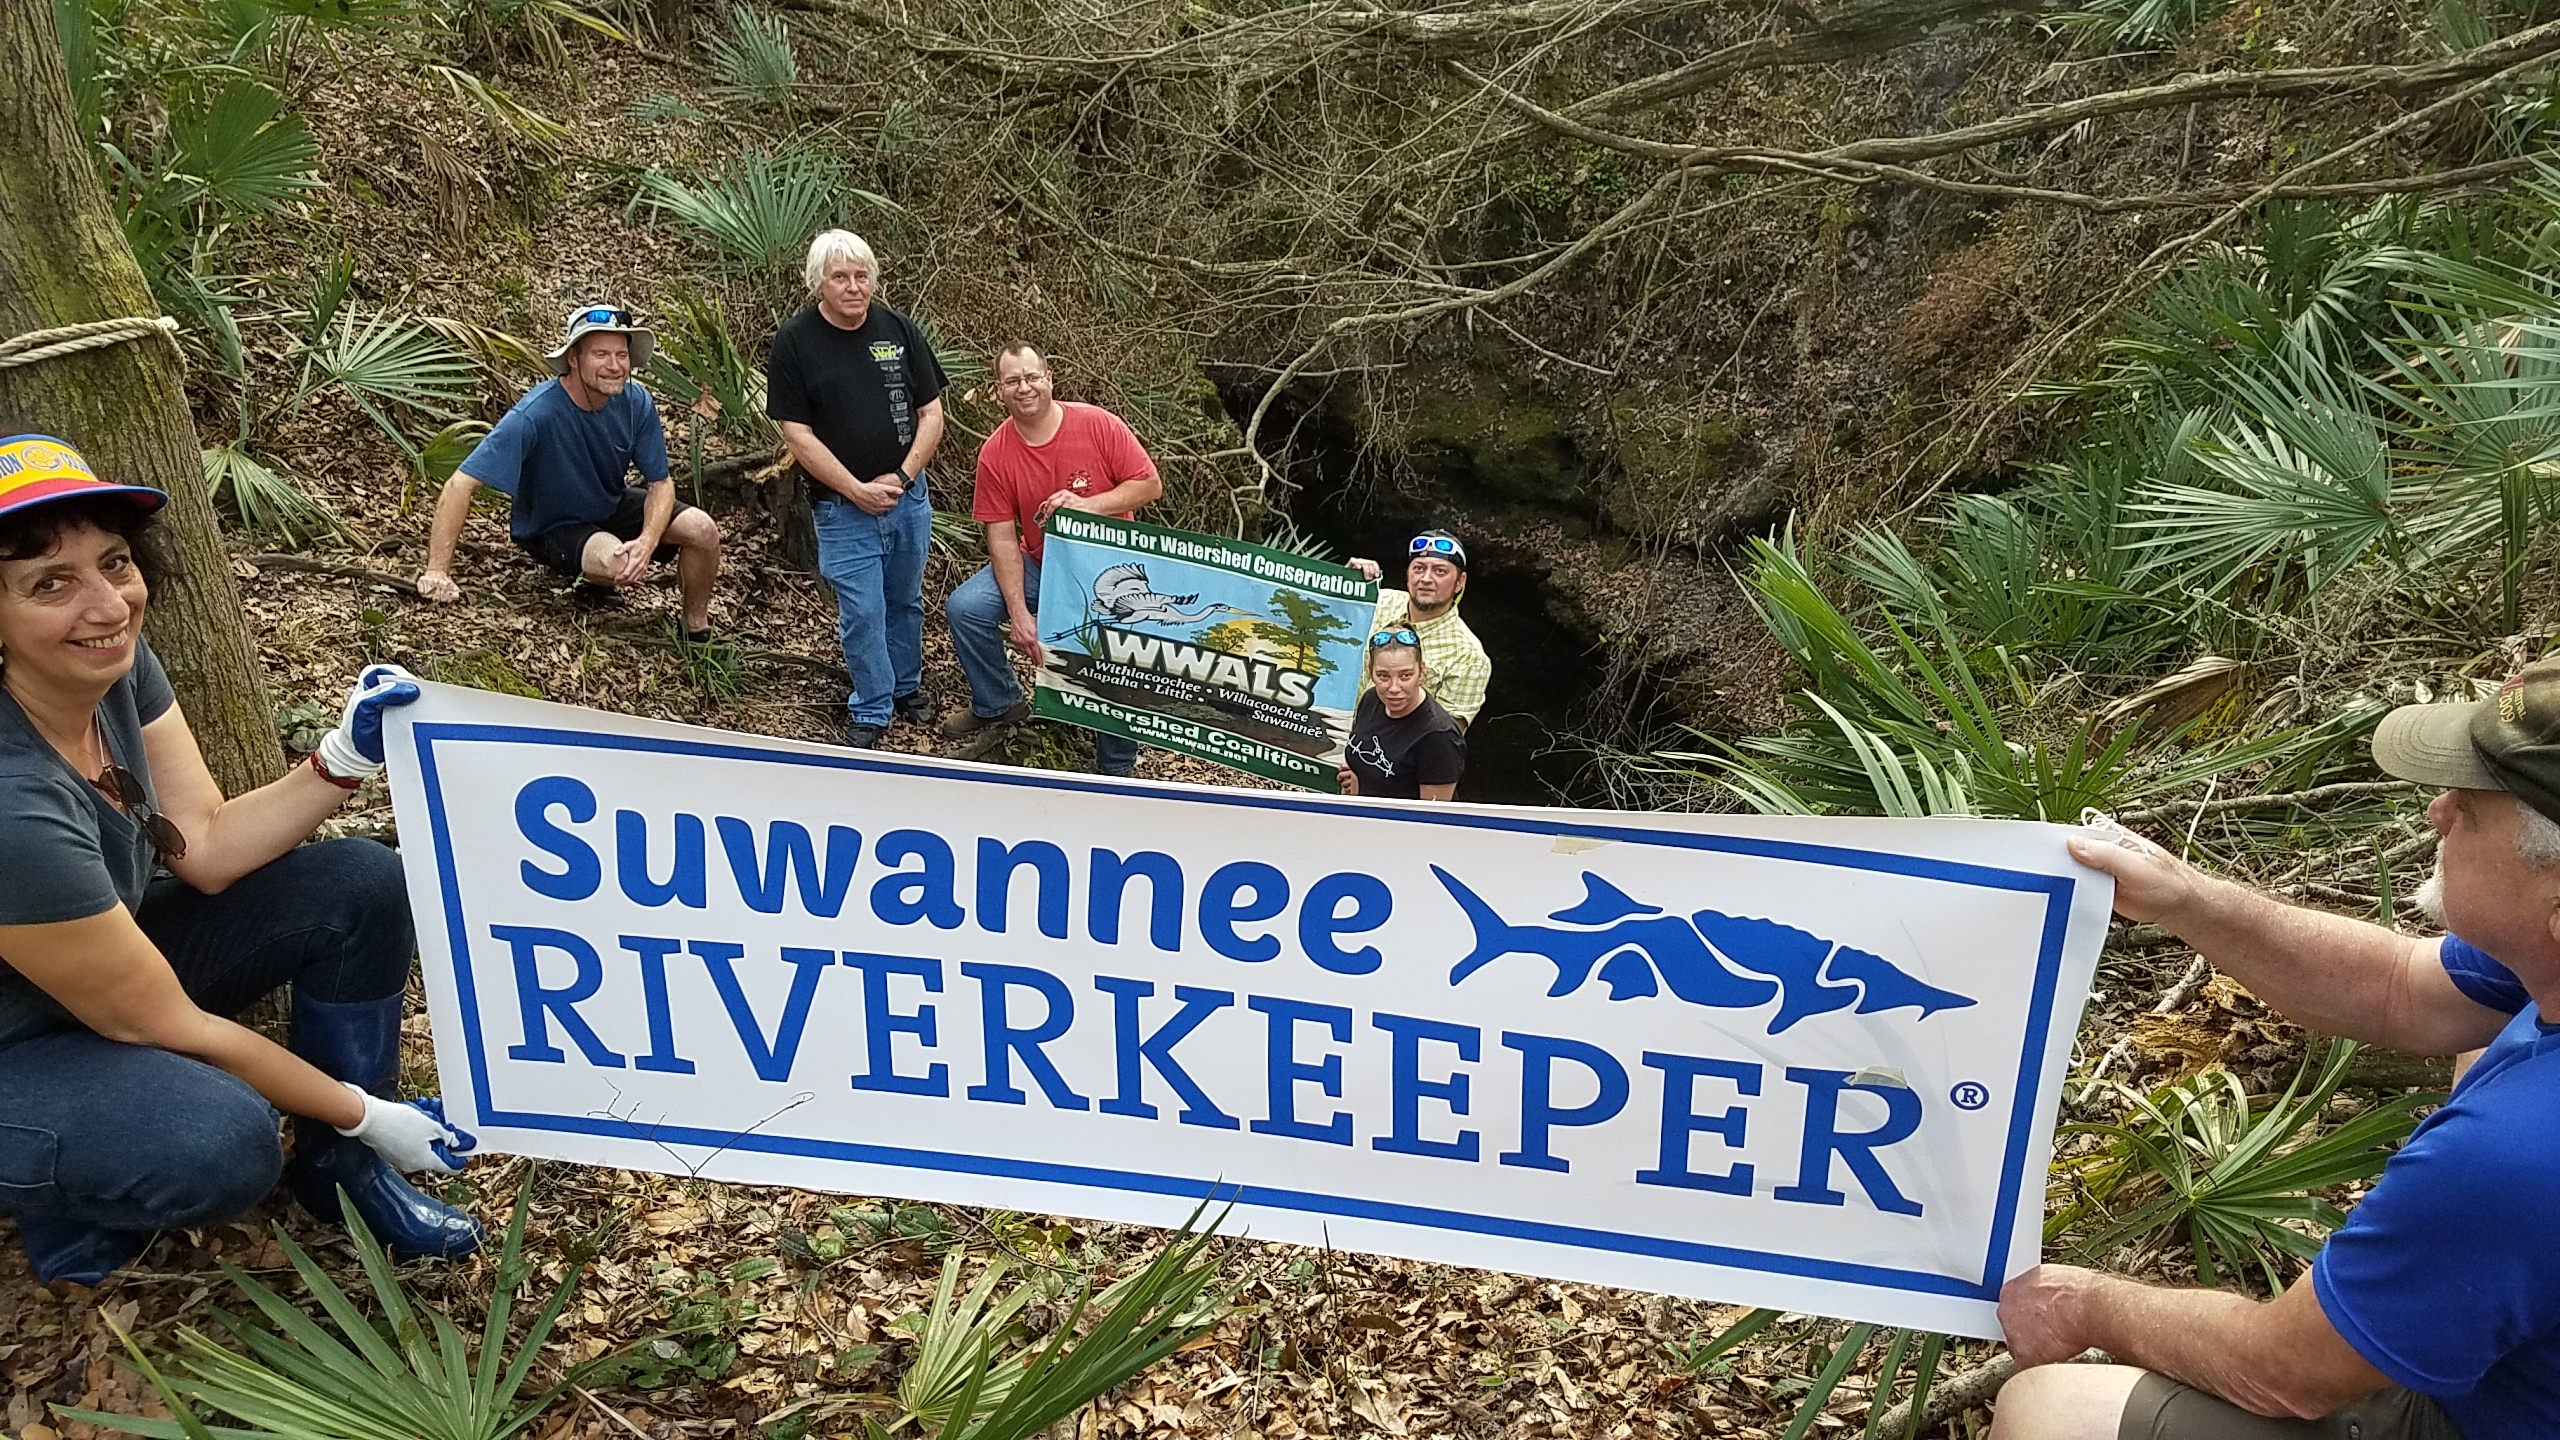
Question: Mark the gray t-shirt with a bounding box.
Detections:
[0,640,174,1043]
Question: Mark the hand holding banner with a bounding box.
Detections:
[389,684,2109,1337]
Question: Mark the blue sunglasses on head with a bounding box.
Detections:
[571,306,636,327]
[1369,628,1420,647]
[1409,533,1465,564]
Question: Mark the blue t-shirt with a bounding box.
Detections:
[464,380,670,542]
[2312,934,2560,1435]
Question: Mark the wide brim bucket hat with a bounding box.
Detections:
[544,304,655,375]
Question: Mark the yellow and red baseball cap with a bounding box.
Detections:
[0,434,168,520]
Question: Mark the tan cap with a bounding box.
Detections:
[2372,659,2560,822]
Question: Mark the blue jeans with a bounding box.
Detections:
[947,553,1139,776]
[0,839,415,1232]
[813,480,931,728]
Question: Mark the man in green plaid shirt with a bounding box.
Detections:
[1348,529,1492,727]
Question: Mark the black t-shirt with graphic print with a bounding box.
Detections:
[765,302,947,485]
[1345,691,1465,800]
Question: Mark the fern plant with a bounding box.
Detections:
[703,2,795,111]
[202,444,343,542]
[289,297,483,473]
[56,1182,629,1440]
[864,1208,1234,1440]
[2050,1040,2436,1290]
[161,82,322,223]
[1648,526,2370,820]
[634,150,905,277]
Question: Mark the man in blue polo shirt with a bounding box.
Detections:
[415,305,722,640]
[1992,663,2560,1439]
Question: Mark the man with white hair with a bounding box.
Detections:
[417,305,721,637]
[1991,663,2560,1440]
[766,231,945,748]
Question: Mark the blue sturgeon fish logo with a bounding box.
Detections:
[1432,866,1976,1034]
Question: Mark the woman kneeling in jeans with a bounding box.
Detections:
[0,434,475,1286]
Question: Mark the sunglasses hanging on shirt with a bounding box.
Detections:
[91,763,187,863]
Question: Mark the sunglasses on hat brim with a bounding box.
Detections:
[1408,534,1466,565]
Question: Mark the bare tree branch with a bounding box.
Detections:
[1765,153,2551,212]
[1422,0,2022,172]
[1452,18,2560,176]
[1836,20,2560,163]
[783,0,1791,84]
[1236,174,1805,492]
[1451,65,2559,209]
[1885,56,2550,521]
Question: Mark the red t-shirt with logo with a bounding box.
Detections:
[971,402,1157,561]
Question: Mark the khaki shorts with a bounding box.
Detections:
[2120,1374,2463,1440]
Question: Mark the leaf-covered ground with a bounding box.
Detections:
[4,5,2491,1433]
[0,482,2039,1440]
[5,470,2444,1438]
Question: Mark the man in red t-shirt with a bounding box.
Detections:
[940,342,1163,774]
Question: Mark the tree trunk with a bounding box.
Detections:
[0,0,285,796]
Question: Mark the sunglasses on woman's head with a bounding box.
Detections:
[92,763,186,863]
[1369,628,1420,647]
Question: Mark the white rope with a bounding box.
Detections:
[0,316,178,371]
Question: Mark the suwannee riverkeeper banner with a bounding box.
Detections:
[386,684,2111,1337]
[1030,511,1376,789]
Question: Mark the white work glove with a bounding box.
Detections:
[334,1083,475,1174]
[316,664,423,782]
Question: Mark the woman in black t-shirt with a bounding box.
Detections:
[1339,629,1465,801]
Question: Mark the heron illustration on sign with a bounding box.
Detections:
[1047,562,1253,641]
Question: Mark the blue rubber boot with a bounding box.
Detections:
[285,992,481,1261]
[16,1217,149,1286]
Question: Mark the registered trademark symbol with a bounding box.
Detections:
[1949,1081,1992,1111]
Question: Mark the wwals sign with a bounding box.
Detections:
[388,685,2109,1336]
[1033,512,1375,789]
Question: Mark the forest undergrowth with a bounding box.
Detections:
[13,0,2560,1435]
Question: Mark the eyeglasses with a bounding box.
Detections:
[572,307,635,328]
[92,763,186,863]
[997,373,1050,390]
[1369,628,1420,648]
[1409,535,1464,560]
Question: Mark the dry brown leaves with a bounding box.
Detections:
[0,1158,1996,1440]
